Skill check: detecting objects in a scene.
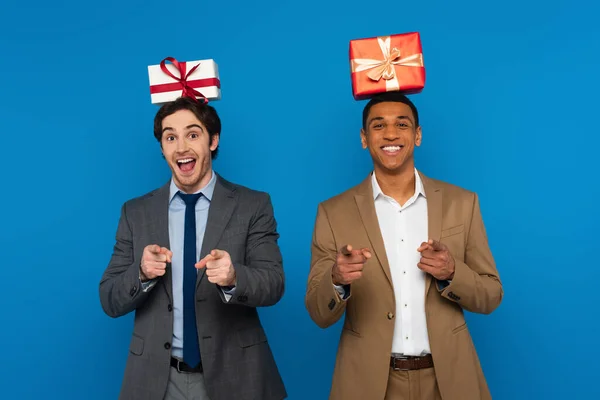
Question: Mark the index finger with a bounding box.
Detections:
[430,240,446,251]
[417,241,433,252]
[339,244,352,256]
[210,249,226,259]
[147,244,162,254]
[160,247,173,262]
[196,254,214,269]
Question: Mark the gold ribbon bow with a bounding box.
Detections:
[352,36,424,91]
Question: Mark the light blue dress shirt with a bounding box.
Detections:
[141,170,235,359]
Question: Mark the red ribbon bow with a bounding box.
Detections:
[158,57,208,104]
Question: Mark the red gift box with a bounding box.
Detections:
[349,32,425,100]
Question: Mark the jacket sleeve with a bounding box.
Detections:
[99,202,153,318]
[223,193,285,308]
[305,203,348,328]
[438,193,503,314]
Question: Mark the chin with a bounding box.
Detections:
[178,175,200,187]
[378,159,401,170]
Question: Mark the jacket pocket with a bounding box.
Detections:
[341,327,362,338]
[129,334,144,355]
[441,224,464,238]
[452,322,468,335]
[237,327,267,348]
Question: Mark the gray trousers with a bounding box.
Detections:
[164,366,211,400]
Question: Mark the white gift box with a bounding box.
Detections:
[148,57,221,104]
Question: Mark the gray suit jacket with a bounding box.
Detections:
[99,174,287,400]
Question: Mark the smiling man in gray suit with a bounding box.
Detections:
[99,96,287,400]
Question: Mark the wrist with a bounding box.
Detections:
[448,262,456,280]
[331,265,339,285]
[139,266,149,282]
[228,266,237,286]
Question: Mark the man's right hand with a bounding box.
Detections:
[332,244,372,286]
[140,244,173,281]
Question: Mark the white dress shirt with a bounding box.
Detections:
[372,169,431,356]
[335,169,432,355]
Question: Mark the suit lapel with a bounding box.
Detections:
[420,171,443,297]
[197,175,237,288]
[147,182,173,302]
[354,176,394,289]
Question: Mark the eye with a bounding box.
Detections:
[189,132,199,139]
[373,123,384,129]
[165,135,175,141]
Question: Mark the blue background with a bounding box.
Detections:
[1,0,598,398]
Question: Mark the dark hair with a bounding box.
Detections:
[362,92,419,130]
[153,96,221,159]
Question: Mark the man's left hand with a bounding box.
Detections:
[196,249,236,287]
[417,239,455,280]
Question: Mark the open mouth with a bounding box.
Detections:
[381,145,404,155]
[176,158,196,173]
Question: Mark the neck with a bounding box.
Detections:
[374,162,416,206]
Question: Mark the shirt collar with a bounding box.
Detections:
[371,168,426,200]
[169,169,217,203]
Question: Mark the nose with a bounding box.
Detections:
[383,125,400,139]
[176,137,188,152]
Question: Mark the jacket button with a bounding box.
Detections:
[167,304,173,312]
[387,312,394,320]
[328,299,336,310]
[164,342,171,349]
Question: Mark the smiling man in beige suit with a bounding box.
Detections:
[306,92,503,400]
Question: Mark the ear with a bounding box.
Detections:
[360,128,368,149]
[210,134,220,151]
[415,126,422,147]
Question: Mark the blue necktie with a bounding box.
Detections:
[178,191,203,368]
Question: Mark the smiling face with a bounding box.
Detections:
[160,109,219,193]
[360,101,422,176]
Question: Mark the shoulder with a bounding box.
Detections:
[318,176,370,211]
[422,173,478,204]
[217,174,273,205]
[121,182,169,211]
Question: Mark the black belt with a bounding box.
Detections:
[170,357,203,373]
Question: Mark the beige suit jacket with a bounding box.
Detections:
[306,170,503,400]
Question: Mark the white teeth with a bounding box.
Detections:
[177,158,194,164]
[382,146,401,151]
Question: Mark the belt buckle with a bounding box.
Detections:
[175,359,183,373]
[392,355,410,371]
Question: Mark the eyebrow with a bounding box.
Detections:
[186,124,204,131]
[368,115,413,125]
[162,124,205,134]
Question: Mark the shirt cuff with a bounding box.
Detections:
[435,279,451,291]
[140,277,157,292]
[221,286,236,302]
[333,284,350,300]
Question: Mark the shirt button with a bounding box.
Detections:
[404,304,407,307]
[387,312,394,320]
